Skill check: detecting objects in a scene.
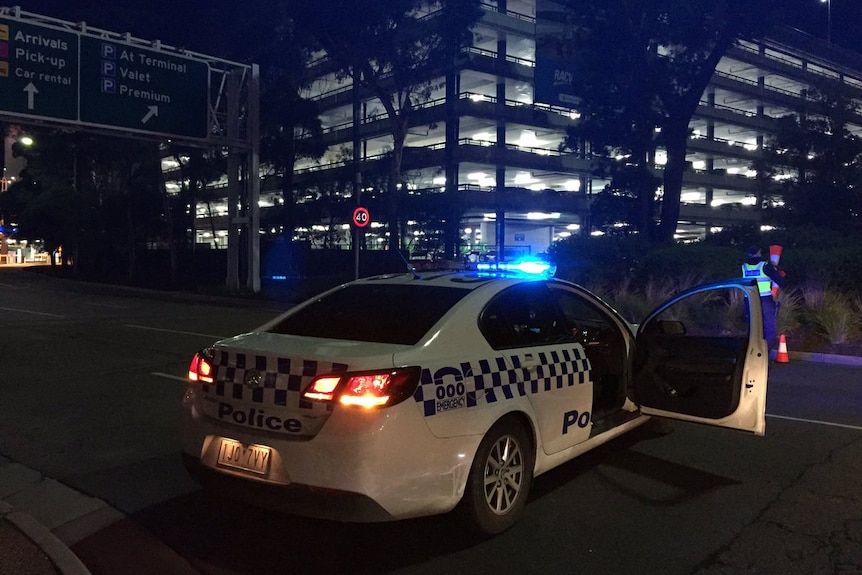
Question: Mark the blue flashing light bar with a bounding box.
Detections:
[476,257,557,278]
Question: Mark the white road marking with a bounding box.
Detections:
[0,306,65,317]
[81,301,129,309]
[767,413,862,431]
[151,372,188,383]
[125,324,225,340]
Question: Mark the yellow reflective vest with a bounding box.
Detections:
[742,262,772,297]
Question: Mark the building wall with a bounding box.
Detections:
[196,2,862,257]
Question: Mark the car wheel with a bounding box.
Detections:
[463,417,534,535]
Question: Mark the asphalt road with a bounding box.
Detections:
[1,267,861,575]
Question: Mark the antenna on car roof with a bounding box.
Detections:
[394,248,422,279]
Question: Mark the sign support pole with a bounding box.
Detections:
[225,71,240,291]
[352,80,362,280]
[246,64,261,293]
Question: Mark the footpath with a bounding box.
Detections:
[0,453,201,575]
[0,455,107,575]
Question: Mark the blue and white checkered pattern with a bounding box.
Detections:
[414,346,591,417]
[202,349,348,410]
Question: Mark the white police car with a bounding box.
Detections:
[182,262,768,534]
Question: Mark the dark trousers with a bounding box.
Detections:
[761,295,778,350]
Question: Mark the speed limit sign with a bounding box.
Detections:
[352,206,370,228]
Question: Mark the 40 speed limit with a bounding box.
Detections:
[352,207,370,228]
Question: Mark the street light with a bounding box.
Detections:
[820,0,832,44]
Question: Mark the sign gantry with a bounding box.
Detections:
[0,6,254,147]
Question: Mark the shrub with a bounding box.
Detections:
[806,291,859,345]
[602,278,651,323]
[799,280,827,310]
[633,244,740,285]
[774,288,803,335]
[588,275,678,322]
[548,230,862,349]
[550,234,653,288]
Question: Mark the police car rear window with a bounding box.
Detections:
[267,284,471,345]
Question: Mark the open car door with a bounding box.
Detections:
[634,279,769,435]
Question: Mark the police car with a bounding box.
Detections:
[182,261,768,534]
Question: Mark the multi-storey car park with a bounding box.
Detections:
[170,0,862,262]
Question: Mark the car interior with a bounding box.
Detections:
[479,282,629,420]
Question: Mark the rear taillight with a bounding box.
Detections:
[188,349,215,384]
[302,367,421,409]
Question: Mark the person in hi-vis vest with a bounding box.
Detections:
[742,245,784,351]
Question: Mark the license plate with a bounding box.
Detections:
[217,438,271,475]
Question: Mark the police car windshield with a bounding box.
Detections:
[267,284,471,345]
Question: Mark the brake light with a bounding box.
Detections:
[303,367,421,409]
[340,374,396,408]
[303,376,341,401]
[188,350,215,384]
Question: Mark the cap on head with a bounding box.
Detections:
[746,245,761,258]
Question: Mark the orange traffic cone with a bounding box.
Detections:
[769,245,783,298]
[769,244,783,266]
[776,334,789,363]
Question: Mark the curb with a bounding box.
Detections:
[0,458,125,575]
[789,350,862,367]
[0,500,92,575]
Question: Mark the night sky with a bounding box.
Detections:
[6,0,862,63]
[5,1,241,56]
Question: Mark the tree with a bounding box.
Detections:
[289,0,483,250]
[767,85,862,233]
[166,147,226,250]
[3,128,84,267]
[228,1,327,238]
[154,145,227,286]
[76,136,164,281]
[560,0,783,242]
[4,128,163,280]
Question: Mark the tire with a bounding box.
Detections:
[462,417,534,535]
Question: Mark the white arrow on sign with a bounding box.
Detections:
[24,83,39,110]
[141,105,159,124]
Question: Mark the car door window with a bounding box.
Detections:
[549,286,628,416]
[635,286,751,419]
[480,283,570,349]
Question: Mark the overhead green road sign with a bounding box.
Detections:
[0,13,210,140]
[80,37,209,139]
[0,17,79,121]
